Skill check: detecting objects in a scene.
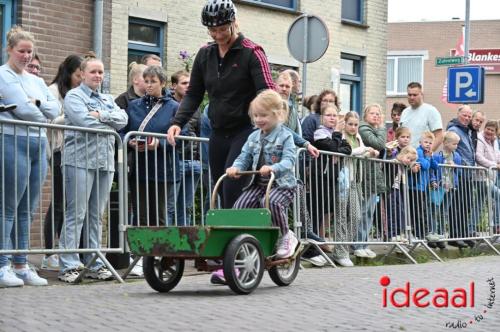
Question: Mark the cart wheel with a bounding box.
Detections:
[223,234,265,295]
[143,256,184,293]
[268,254,301,286]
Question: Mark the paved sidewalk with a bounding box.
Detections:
[1,255,499,331]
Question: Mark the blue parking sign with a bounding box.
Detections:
[447,66,485,104]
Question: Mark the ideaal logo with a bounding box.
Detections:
[380,276,496,328]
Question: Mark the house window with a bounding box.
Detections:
[0,0,14,64]
[341,0,364,24]
[128,18,164,66]
[239,0,298,11]
[340,54,363,113]
[386,56,423,95]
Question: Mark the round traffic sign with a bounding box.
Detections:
[287,14,329,63]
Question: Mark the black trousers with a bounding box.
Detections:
[209,127,253,209]
[44,151,64,249]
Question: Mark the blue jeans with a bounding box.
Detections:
[429,190,454,235]
[176,160,202,226]
[353,194,377,250]
[58,166,113,273]
[136,180,179,226]
[0,135,47,267]
[469,181,487,235]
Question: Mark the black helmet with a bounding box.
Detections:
[201,0,236,27]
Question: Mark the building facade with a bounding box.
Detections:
[1,0,387,246]
[387,20,500,126]
[0,0,388,112]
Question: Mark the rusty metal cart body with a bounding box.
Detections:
[126,172,302,294]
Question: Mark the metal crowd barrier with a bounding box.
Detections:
[1,117,499,282]
[122,132,212,229]
[0,119,125,282]
[295,148,500,265]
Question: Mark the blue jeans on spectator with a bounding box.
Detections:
[352,194,377,250]
[0,135,47,267]
[58,166,113,273]
[469,181,487,235]
[135,180,179,226]
[176,160,202,226]
[429,190,454,235]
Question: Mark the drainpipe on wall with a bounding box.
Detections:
[93,0,104,59]
[94,0,110,93]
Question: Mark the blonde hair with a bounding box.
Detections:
[320,105,338,125]
[395,127,411,139]
[249,89,287,123]
[362,103,383,125]
[420,131,435,141]
[81,51,102,71]
[443,131,460,143]
[344,111,360,124]
[397,146,418,162]
[128,62,147,86]
[7,26,35,49]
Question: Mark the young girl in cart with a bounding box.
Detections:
[226,89,298,259]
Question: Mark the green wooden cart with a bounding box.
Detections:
[126,171,302,294]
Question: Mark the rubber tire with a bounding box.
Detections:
[268,254,301,286]
[223,234,265,295]
[143,256,184,293]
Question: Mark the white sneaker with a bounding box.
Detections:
[353,249,369,258]
[364,248,377,259]
[41,255,60,271]
[276,230,299,259]
[13,265,48,286]
[301,255,326,267]
[86,267,113,281]
[129,257,143,277]
[426,233,441,242]
[0,265,24,287]
[333,257,354,267]
[58,268,81,283]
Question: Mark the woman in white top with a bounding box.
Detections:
[0,26,59,287]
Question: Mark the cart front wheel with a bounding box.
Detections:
[143,256,184,293]
[268,254,301,286]
[223,234,264,295]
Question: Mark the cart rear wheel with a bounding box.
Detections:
[223,234,264,295]
[268,254,301,286]
[143,256,184,293]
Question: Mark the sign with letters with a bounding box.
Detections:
[447,66,485,104]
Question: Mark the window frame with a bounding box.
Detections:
[0,0,15,64]
[127,17,164,64]
[341,0,365,26]
[237,0,299,13]
[339,53,363,114]
[386,52,427,96]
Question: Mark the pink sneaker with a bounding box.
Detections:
[210,269,226,285]
[276,230,299,258]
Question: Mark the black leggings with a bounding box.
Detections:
[44,151,64,249]
[209,127,254,208]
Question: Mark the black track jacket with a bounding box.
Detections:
[172,33,275,133]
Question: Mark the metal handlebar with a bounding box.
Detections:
[210,171,276,210]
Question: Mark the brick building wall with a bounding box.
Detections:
[110,0,388,109]
[17,0,94,83]
[387,20,500,126]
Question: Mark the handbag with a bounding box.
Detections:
[430,187,445,206]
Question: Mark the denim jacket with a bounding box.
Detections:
[232,124,297,189]
[63,83,128,171]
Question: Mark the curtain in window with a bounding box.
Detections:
[397,57,422,93]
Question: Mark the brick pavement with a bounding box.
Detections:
[1,255,499,331]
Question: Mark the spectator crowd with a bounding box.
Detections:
[1,0,499,288]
